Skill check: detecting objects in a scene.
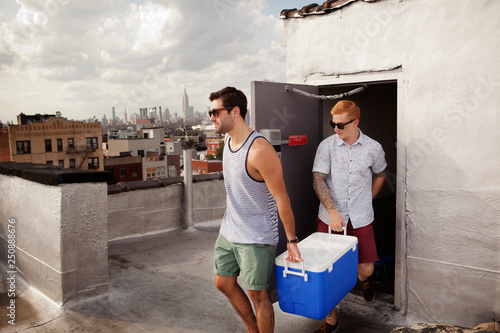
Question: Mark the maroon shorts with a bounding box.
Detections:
[317,218,379,264]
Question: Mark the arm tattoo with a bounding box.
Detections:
[374,170,386,178]
[313,172,337,211]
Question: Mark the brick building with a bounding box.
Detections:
[0,116,103,170]
[192,160,222,175]
[206,138,224,156]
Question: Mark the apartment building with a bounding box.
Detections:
[143,152,180,180]
[206,137,224,156]
[106,127,165,157]
[1,116,103,170]
[192,160,222,175]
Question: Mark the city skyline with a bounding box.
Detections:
[0,0,307,124]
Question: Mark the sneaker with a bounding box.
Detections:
[314,321,340,333]
[361,280,375,303]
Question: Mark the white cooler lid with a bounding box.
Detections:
[275,232,358,273]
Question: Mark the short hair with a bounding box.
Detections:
[209,87,248,119]
[330,100,360,119]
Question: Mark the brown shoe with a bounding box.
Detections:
[361,280,375,303]
[314,321,339,333]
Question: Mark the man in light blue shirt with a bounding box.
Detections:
[312,100,387,333]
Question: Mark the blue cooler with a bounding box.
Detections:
[275,232,358,320]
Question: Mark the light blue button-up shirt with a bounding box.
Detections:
[313,129,387,229]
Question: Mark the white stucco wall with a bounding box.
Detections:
[107,180,226,241]
[193,179,226,224]
[107,184,183,241]
[0,175,109,305]
[284,0,500,327]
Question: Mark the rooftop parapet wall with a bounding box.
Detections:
[0,161,226,307]
[107,173,226,241]
[0,162,112,305]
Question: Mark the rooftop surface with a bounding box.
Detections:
[0,224,402,332]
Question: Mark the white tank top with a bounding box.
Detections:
[220,131,279,245]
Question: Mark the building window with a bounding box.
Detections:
[47,160,53,165]
[45,139,52,152]
[120,167,126,180]
[203,167,206,173]
[69,159,75,168]
[58,160,64,167]
[88,157,99,170]
[168,165,177,177]
[57,139,63,152]
[132,166,139,178]
[68,138,74,151]
[86,137,98,150]
[16,141,31,154]
[138,149,144,157]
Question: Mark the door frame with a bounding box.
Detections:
[306,70,407,310]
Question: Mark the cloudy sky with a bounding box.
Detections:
[0,0,306,124]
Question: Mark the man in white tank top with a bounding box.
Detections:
[209,87,302,333]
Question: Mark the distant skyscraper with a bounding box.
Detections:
[112,107,116,126]
[182,88,190,119]
[166,108,171,122]
[159,106,163,124]
[122,106,128,124]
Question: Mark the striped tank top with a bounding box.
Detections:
[220,131,279,245]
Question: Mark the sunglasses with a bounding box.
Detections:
[329,119,356,130]
[208,107,232,118]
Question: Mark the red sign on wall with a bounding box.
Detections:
[288,135,307,146]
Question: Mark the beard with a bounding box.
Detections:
[215,117,233,134]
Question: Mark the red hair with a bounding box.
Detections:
[330,100,360,119]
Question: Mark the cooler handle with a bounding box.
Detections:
[328,226,357,252]
[283,257,308,282]
[328,225,347,236]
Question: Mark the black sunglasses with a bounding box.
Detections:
[208,107,232,118]
[329,119,356,130]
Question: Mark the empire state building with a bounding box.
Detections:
[182,88,192,119]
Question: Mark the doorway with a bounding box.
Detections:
[319,82,398,302]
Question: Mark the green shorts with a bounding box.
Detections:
[214,234,277,291]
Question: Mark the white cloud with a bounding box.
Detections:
[0,0,288,123]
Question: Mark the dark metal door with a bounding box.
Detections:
[251,80,321,263]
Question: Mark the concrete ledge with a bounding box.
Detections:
[108,177,183,194]
[193,172,223,182]
[0,162,113,186]
[106,173,223,195]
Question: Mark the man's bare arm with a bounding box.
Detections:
[248,138,302,261]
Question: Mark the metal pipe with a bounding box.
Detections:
[285,85,367,100]
[183,149,194,229]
